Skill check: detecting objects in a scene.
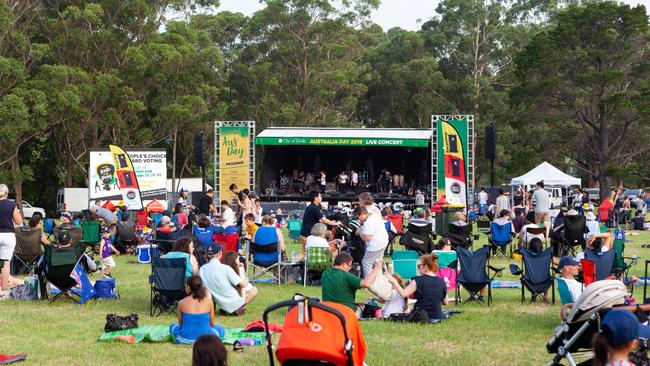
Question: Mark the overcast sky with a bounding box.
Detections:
[214,0,650,31]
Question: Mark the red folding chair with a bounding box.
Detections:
[387,214,403,235]
[580,259,595,287]
[135,211,149,228]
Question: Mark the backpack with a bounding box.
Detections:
[104,313,139,333]
[10,285,37,301]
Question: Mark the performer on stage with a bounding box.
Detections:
[319,170,327,191]
[337,170,348,192]
[351,169,358,189]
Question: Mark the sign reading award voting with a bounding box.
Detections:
[219,126,250,201]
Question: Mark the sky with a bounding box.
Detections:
[214,0,650,31]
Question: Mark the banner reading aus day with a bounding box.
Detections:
[219,126,250,202]
[436,118,469,207]
[89,149,167,209]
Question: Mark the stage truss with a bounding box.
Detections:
[431,115,475,206]
[214,121,256,202]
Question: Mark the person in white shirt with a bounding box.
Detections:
[559,256,583,302]
[337,171,348,192]
[217,200,235,227]
[358,192,382,217]
[478,187,488,205]
[354,205,388,278]
[351,169,359,188]
[414,190,425,207]
[532,181,551,235]
[519,219,544,247]
[584,212,600,239]
[320,170,327,188]
[495,188,510,216]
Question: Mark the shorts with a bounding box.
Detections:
[102,256,116,268]
[535,212,549,225]
[0,232,16,261]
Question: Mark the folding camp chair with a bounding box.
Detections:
[510,247,555,304]
[584,249,616,281]
[153,230,177,254]
[392,250,419,279]
[398,230,434,255]
[43,218,56,235]
[526,227,548,248]
[39,244,86,303]
[288,219,302,243]
[12,227,43,274]
[448,224,478,250]
[248,241,284,285]
[612,237,637,295]
[433,250,458,292]
[455,246,504,306]
[80,220,101,245]
[488,221,514,258]
[556,278,575,305]
[135,211,149,228]
[54,226,82,246]
[561,215,587,256]
[476,215,491,235]
[580,259,596,287]
[149,257,187,316]
[303,246,332,286]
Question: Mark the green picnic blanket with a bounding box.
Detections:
[99,326,268,345]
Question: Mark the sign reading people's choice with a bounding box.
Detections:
[218,126,250,201]
[89,149,167,209]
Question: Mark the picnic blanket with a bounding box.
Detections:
[99,325,268,345]
[490,281,521,289]
[0,353,27,364]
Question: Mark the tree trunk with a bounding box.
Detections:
[172,127,178,193]
[65,150,73,187]
[598,174,611,203]
[11,155,22,214]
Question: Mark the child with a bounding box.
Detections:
[99,226,119,278]
[243,213,258,241]
[380,273,408,318]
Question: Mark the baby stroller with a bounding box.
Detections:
[547,280,649,366]
[263,295,366,366]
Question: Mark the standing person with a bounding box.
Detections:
[170,275,225,344]
[99,226,120,278]
[240,189,253,220]
[319,170,327,191]
[337,170,348,192]
[414,190,425,209]
[478,187,489,215]
[252,197,263,225]
[197,189,217,216]
[228,184,244,224]
[592,310,650,366]
[358,192,381,217]
[513,188,524,208]
[532,181,551,236]
[351,169,359,189]
[0,184,22,296]
[495,189,510,216]
[299,191,341,258]
[178,188,193,209]
[321,253,382,311]
[353,206,388,278]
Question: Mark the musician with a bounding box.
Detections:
[337,170,349,192]
[351,169,358,188]
[319,170,327,191]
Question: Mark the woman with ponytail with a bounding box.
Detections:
[170,275,225,344]
[592,309,650,366]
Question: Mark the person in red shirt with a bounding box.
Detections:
[157,215,176,233]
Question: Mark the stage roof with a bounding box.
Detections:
[256,128,432,147]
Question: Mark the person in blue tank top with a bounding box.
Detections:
[251,215,286,265]
[170,275,224,344]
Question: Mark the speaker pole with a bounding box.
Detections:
[490,158,495,187]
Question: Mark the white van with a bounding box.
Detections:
[56,188,89,213]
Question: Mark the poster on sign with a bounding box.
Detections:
[218,126,250,201]
[89,149,167,209]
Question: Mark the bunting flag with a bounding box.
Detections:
[69,263,96,304]
[109,144,143,210]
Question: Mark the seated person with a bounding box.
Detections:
[28,215,49,245]
[584,212,600,239]
[378,273,408,319]
[388,254,449,322]
[192,334,228,366]
[51,231,97,274]
[223,251,257,305]
[251,215,286,263]
[321,253,382,311]
[451,212,468,227]
[519,219,544,248]
[215,200,235,227]
[156,215,176,234]
[408,209,430,227]
[58,211,79,229]
[632,210,648,231]
[559,256,583,302]
[200,243,257,316]
[528,237,544,254]
[550,208,566,256]
[243,213,258,241]
[575,232,614,261]
[435,237,452,251]
[173,203,189,228]
[492,209,515,233]
[193,216,215,247]
[163,237,199,278]
[170,275,224,344]
[306,223,339,257]
[115,213,137,254]
[512,208,526,234]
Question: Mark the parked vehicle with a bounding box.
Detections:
[21,201,45,218]
[582,188,600,203]
[56,188,89,213]
[622,188,646,208]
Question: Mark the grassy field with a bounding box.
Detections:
[1,228,649,366]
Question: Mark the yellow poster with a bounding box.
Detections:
[219,126,249,202]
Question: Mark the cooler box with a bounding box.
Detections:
[137,244,159,264]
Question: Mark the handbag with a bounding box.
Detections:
[368,273,392,301]
[104,313,139,333]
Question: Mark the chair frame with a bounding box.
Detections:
[247,241,284,285]
[303,246,332,287]
[149,256,187,317]
[40,244,86,304]
[511,248,555,305]
[455,246,504,306]
[488,222,514,259]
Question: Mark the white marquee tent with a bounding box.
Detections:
[510,161,581,186]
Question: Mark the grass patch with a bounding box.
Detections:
[1,229,649,365]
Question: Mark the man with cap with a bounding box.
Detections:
[199,243,257,316]
[559,256,582,302]
[595,309,650,365]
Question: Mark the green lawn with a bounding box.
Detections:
[1,229,649,366]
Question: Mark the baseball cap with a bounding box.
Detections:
[179,188,188,193]
[57,231,71,244]
[558,256,580,269]
[60,212,72,220]
[601,309,650,346]
[101,226,111,233]
[206,243,223,256]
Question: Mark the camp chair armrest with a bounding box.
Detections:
[488,265,504,274]
[551,266,561,275]
[509,263,522,276]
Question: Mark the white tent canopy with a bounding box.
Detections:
[510,161,581,186]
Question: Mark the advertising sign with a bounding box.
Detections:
[218,126,250,201]
[255,136,429,147]
[89,149,167,209]
[435,118,469,206]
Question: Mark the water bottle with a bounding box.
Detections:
[291,250,297,263]
[236,338,257,346]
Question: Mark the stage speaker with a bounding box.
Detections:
[193,133,205,166]
[485,124,496,160]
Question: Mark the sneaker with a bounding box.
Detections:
[0,289,11,300]
[477,296,485,303]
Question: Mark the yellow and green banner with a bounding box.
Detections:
[219,126,250,201]
[435,118,469,207]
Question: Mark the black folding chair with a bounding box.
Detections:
[12,227,43,274]
[39,244,86,303]
[584,249,616,281]
[54,226,83,246]
[149,257,187,317]
[399,231,434,255]
[561,215,587,256]
[152,230,177,254]
[448,224,478,250]
[510,247,555,304]
[456,246,504,306]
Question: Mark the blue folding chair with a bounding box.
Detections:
[556,278,574,305]
[488,221,513,258]
[392,250,419,279]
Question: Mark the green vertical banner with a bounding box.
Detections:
[436,118,469,207]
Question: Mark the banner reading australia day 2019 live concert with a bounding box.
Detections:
[89,149,167,209]
[219,126,250,201]
[435,117,469,207]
